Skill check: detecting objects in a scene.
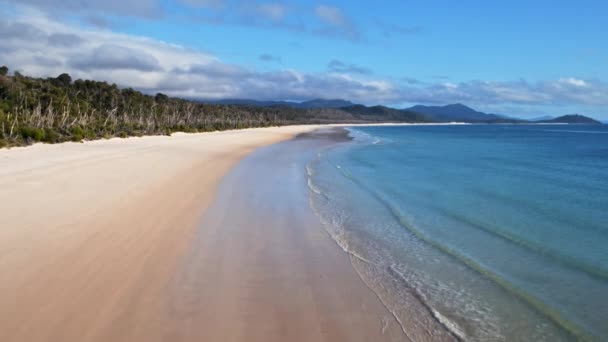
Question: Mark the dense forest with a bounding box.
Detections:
[0,67,431,147]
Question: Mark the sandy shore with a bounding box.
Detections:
[0,126,405,341]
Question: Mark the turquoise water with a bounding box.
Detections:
[307,125,608,341]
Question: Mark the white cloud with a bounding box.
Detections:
[397,79,608,107]
[0,13,394,101]
[1,11,607,112]
[69,44,163,72]
[559,77,588,87]
[0,14,216,88]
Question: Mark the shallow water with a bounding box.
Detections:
[307,124,608,341]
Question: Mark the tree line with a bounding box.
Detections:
[0,66,422,147]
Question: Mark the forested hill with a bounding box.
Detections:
[0,67,431,147]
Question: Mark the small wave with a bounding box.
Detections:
[308,160,464,340]
[308,195,442,341]
[432,309,466,340]
[305,164,314,177]
[326,160,591,341]
[388,264,467,341]
[307,194,373,265]
[436,207,608,282]
[381,198,592,342]
[307,178,326,197]
[346,127,384,145]
[305,162,328,200]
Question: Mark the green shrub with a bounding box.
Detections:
[55,73,72,87]
[84,129,97,140]
[20,126,45,142]
[43,128,59,143]
[70,126,85,142]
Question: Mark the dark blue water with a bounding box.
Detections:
[307,125,608,341]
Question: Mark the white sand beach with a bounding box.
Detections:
[0,126,406,342]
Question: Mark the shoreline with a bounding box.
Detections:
[0,122,470,151]
[164,128,407,341]
[307,125,604,341]
[0,125,322,341]
[3,124,590,341]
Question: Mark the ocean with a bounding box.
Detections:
[306,124,608,341]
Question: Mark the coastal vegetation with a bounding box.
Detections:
[0,66,600,148]
[0,67,429,147]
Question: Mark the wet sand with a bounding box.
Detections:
[0,127,405,341]
[164,129,406,341]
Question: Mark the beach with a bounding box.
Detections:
[0,126,405,342]
[2,123,606,341]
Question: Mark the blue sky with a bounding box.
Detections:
[1,0,607,119]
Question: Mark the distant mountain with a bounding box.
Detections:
[537,114,601,124]
[205,98,354,109]
[530,115,555,122]
[340,105,433,123]
[404,103,520,123]
[204,99,601,125]
[298,99,355,109]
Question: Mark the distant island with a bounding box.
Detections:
[535,114,602,124]
[0,66,601,147]
[205,100,602,125]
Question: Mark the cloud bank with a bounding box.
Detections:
[1,12,607,115]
